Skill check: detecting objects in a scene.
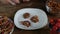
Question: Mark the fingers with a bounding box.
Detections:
[7,0,16,5]
[9,0,30,5]
[0,0,30,5]
[0,0,16,5]
[12,0,20,3]
[7,0,20,5]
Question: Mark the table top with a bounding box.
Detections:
[0,0,50,34]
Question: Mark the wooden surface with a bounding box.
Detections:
[0,0,50,34]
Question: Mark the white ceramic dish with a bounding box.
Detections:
[14,8,48,30]
[9,18,14,34]
[10,27,14,34]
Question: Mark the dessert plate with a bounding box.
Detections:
[14,8,48,30]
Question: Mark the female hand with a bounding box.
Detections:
[0,0,30,5]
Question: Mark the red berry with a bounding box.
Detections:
[55,23,60,28]
[52,25,58,31]
[49,19,55,25]
[50,19,54,23]
[57,19,60,23]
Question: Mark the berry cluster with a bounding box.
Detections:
[49,18,60,34]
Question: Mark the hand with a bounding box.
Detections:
[0,0,30,5]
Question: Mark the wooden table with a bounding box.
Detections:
[0,0,50,34]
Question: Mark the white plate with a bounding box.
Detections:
[14,8,48,30]
[10,27,14,34]
[9,18,14,34]
[9,19,14,34]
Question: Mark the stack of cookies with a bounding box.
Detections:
[0,16,14,34]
